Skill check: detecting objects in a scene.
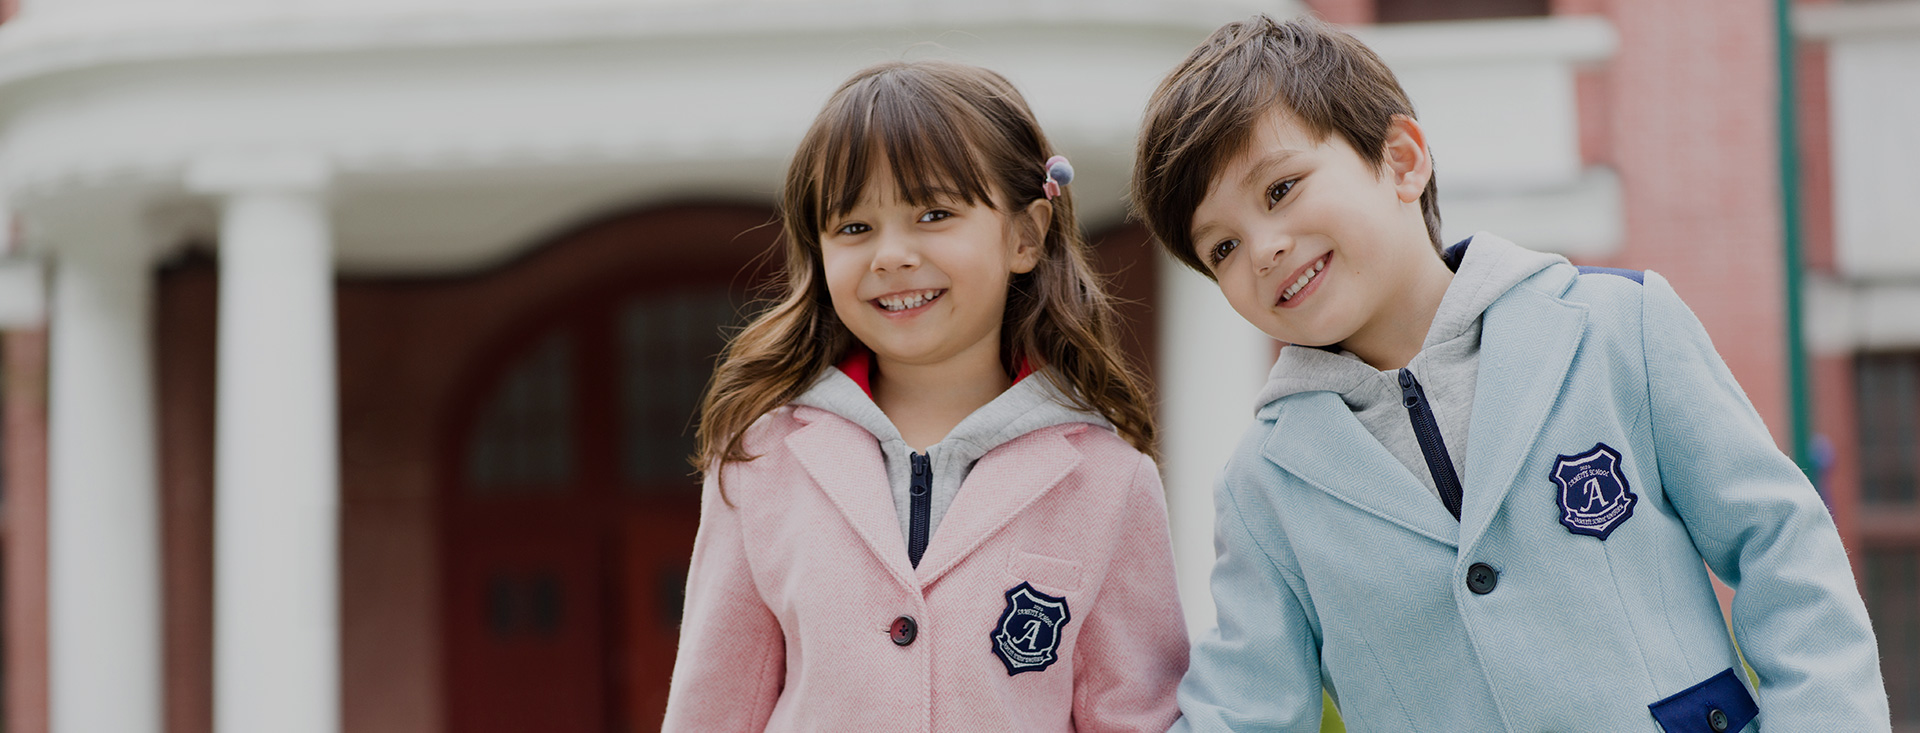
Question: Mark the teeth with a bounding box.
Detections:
[878,289,941,312]
[1281,258,1326,302]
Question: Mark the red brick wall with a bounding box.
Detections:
[3,329,50,733]
[1305,0,1375,24]
[1585,0,1789,440]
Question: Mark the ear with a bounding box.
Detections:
[1010,199,1050,274]
[1383,114,1433,204]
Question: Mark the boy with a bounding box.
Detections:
[1131,15,1888,733]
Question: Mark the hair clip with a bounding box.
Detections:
[1042,155,1074,200]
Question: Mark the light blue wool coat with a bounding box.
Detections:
[1171,261,1888,732]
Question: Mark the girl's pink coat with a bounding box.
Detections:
[663,404,1188,732]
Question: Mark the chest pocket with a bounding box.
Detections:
[1007,550,1082,595]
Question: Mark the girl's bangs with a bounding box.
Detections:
[810,73,999,227]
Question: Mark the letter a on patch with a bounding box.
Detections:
[991,582,1071,675]
[1551,443,1637,540]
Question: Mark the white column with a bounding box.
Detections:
[188,153,340,733]
[1156,252,1274,638]
[0,257,46,329]
[47,213,161,733]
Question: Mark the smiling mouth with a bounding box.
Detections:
[872,289,946,312]
[1278,254,1329,305]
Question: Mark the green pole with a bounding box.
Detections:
[1777,0,1815,482]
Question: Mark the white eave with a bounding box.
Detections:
[0,0,1283,275]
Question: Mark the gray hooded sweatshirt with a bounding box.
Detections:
[792,364,1113,554]
[1252,233,1565,500]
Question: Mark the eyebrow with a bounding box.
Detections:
[1241,149,1303,188]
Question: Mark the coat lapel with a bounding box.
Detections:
[785,410,919,593]
[913,427,1081,587]
[1458,282,1587,553]
[1262,393,1460,548]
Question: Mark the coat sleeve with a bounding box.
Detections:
[1641,271,1889,729]
[1169,457,1325,733]
[1070,452,1190,732]
[661,468,786,732]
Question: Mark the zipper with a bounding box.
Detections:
[1399,369,1465,520]
[908,451,931,567]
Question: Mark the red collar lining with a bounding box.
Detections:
[834,349,1034,401]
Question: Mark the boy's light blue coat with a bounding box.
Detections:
[1172,262,1888,732]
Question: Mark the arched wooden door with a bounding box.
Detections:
[441,210,765,732]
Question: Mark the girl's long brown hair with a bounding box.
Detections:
[694,60,1158,486]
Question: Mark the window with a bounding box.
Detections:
[1868,549,1920,724]
[1855,352,1920,726]
[1376,0,1547,23]
[1859,353,1919,506]
[466,332,574,493]
[618,289,739,488]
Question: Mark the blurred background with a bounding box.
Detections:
[0,0,1912,731]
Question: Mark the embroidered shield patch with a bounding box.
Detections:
[1551,443,1637,540]
[991,582,1071,675]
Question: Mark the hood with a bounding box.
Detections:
[1253,232,1566,409]
[790,351,1113,547]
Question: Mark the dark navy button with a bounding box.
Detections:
[1707,708,1729,732]
[1466,563,1499,595]
[890,615,917,646]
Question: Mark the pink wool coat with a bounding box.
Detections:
[663,404,1188,732]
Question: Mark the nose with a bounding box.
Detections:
[870,228,919,273]
[1249,228,1291,276]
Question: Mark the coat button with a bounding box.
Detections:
[1707,708,1729,732]
[1465,563,1499,595]
[889,615,917,646]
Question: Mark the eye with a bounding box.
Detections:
[833,222,870,236]
[919,209,953,223]
[1266,179,1298,208]
[1206,239,1240,267]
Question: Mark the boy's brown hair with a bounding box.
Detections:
[1131,14,1443,279]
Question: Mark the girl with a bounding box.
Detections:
[663,60,1188,731]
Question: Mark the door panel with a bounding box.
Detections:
[446,511,606,733]
[446,279,739,733]
[616,501,700,727]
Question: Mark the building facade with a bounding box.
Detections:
[0,0,1911,731]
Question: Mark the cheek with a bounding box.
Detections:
[938,246,1001,292]
[1219,276,1265,318]
[819,251,868,309]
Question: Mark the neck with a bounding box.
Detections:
[872,335,1013,452]
[1341,249,1454,371]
